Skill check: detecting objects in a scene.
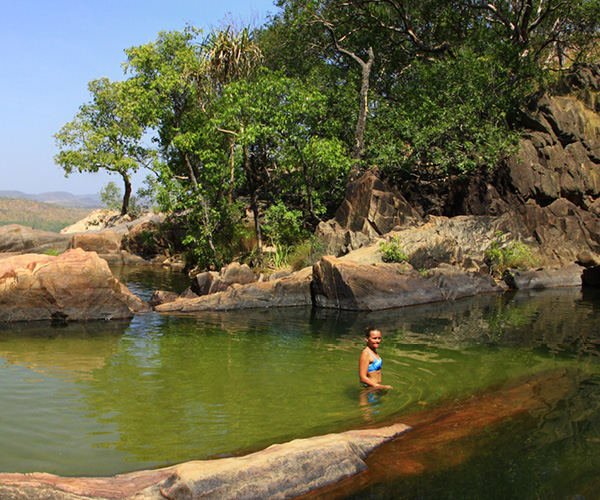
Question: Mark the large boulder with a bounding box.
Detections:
[0,248,148,322]
[68,230,151,266]
[190,262,259,297]
[0,224,71,254]
[68,231,121,254]
[60,209,122,234]
[316,168,421,256]
[156,267,313,313]
[312,256,442,311]
[0,423,411,500]
[61,211,170,264]
[503,264,584,290]
[311,256,505,311]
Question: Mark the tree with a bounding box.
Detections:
[54,78,155,215]
[123,27,226,267]
[464,0,600,66]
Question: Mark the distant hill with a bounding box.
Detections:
[0,190,102,209]
[0,197,95,232]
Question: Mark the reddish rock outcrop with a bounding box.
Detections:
[0,423,411,500]
[0,248,148,322]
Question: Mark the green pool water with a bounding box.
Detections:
[0,267,599,499]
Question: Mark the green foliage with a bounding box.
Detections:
[54,77,156,215]
[100,182,122,211]
[54,2,600,269]
[370,47,523,180]
[262,201,308,247]
[485,232,538,272]
[286,236,326,271]
[379,236,409,263]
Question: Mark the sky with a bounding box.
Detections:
[0,0,279,196]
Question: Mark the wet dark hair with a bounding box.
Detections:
[364,326,381,338]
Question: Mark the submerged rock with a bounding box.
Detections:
[0,423,411,500]
[0,248,148,322]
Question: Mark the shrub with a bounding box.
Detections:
[485,232,538,271]
[379,236,408,263]
[262,202,308,248]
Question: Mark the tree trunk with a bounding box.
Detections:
[120,173,132,216]
[353,46,374,163]
[244,144,262,259]
[324,23,374,181]
[183,152,219,268]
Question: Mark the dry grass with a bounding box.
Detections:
[0,197,93,233]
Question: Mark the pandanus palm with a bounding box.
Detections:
[204,26,264,88]
[203,27,267,257]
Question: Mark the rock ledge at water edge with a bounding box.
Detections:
[0,423,411,500]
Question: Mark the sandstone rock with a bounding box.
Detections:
[60,209,122,234]
[336,167,420,235]
[315,219,372,257]
[269,270,291,281]
[0,224,70,254]
[220,262,257,285]
[149,290,180,307]
[426,265,505,300]
[124,216,171,258]
[179,287,200,299]
[68,231,121,254]
[564,63,600,91]
[0,249,148,322]
[190,271,220,296]
[60,212,170,263]
[189,263,258,298]
[316,168,421,257]
[576,250,600,268]
[158,423,411,500]
[312,256,445,311]
[0,423,411,500]
[503,264,584,290]
[155,267,313,312]
[341,215,515,270]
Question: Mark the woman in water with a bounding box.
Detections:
[359,327,392,389]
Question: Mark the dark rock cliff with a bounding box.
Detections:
[320,64,600,267]
[447,63,600,264]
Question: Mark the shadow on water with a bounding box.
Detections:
[300,368,600,500]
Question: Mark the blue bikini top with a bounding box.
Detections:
[367,352,382,372]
